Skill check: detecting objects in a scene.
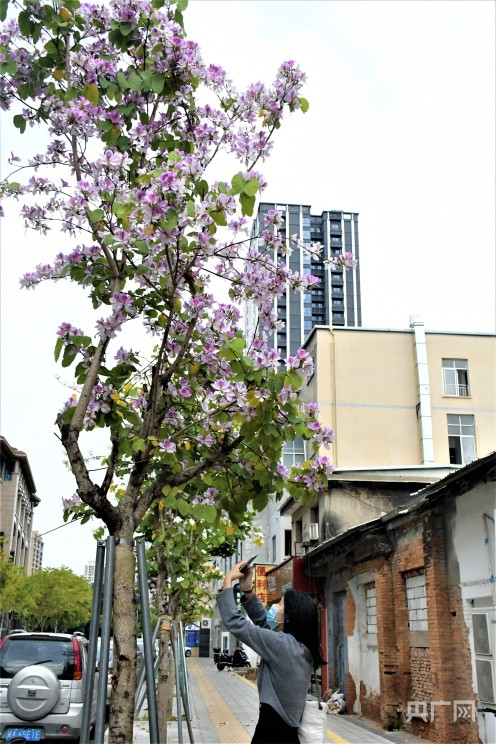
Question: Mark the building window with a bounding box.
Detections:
[284,530,292,557]
[405,572,428,631]
[365,583,377,634]
[282,437,305,467]
[330,222,340,230]
[442,359,470,396]
[448,414,476,465]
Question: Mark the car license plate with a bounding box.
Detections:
[5,728,42,741]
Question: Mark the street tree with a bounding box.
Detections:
[139,498,261,737]
[21,566,93,631]
[0,556,92,632]
[0,1,354,740]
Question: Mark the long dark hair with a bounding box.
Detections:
[283,589,326,668]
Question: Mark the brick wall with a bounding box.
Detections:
[410,647,432,703]
[324,509,479,743]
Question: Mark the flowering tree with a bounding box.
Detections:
[139,500,261,737]
[0,0,354,740]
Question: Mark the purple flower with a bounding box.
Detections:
[158,439,176,454]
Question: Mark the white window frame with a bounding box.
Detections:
[365,583,377,635]
[405,573,428,631]
[447,414,477,465]
[442,358,470,397]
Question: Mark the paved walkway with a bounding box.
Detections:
[127,656,431,744]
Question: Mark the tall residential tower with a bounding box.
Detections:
[247,202,362,358]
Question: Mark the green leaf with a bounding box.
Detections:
[194,179,209,199]
[89,208,104,222]
[210,210,227,227]
[0,57,17,75]
[239,192,256,217]
[82,83,99,105]
[13,114,26,134]
[117,71,128,90]
[61,345,78,368]
[177,498,191,516]
[119,21,133,36]
[70,335,92,348]
[0,0,8,22]
[18,11,34,36]
[285,370,303,390]
[226,336,246,355]
[54,337,64,362]
[151,73,165,94]
[243,178,260,197]
[231,174,244,195]
[128,74,142,92]
[192,503,217,524]
[298,97,310,113]
[162,208,178,230]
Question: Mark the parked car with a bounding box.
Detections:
[0,631,97,742]
[95,639,114,707]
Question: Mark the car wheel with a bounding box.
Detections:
[8,664,59,720]
[185,650,191,657]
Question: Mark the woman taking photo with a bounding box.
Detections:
[217,561,325,744]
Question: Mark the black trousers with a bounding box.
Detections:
[252,703,300,744]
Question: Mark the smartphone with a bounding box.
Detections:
[239,554,258,573]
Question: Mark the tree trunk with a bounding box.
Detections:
[108,540,137,744]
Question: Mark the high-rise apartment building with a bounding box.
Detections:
[247,203,361,358]
[28,530,44,574]
[84,560,95,584]
[0,436,39,570]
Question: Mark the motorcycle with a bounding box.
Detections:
[213,646,232,671]
[232,645,250,668]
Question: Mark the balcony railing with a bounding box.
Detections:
[444,384,470,397]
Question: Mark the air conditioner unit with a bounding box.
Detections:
[301,524,311,546]
[473,611,496,704]
[301,523,319,545]
[309,523,319,541]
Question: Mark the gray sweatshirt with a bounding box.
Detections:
[216,588,313,727]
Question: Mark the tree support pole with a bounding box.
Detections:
[136,539,160,743]
[80,540,106,743]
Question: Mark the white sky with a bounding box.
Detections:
[1,0,494,574]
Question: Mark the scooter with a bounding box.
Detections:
[213,647,232,671]
[232,645,250,667]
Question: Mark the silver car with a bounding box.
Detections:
[0,631,97,741]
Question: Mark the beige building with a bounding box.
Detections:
[0,436,39,569]
[304,317,495,469]
[286,318,496,549]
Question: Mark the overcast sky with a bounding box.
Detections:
[1,0,494,575]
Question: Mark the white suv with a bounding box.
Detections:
[0,631,97,742]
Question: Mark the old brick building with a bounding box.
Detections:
[307,453,495,744]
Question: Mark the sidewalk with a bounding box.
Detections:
[129,656,431,744]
